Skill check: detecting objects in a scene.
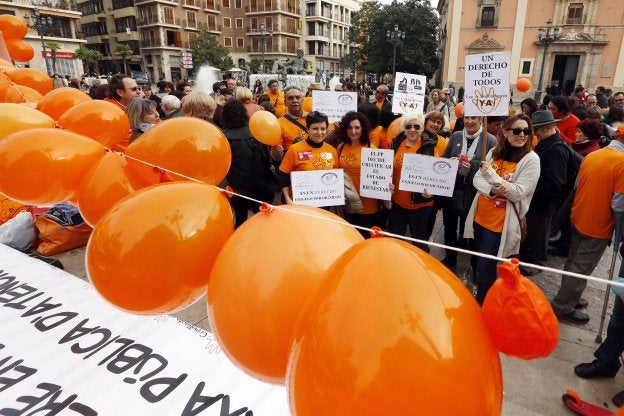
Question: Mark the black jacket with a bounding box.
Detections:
[528,132,569,217]
[223,126,273,193]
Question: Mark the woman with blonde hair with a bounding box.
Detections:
[426,89,449,114]
[236,86,263,118]
[181,92,217,123]
[127,98,160,143]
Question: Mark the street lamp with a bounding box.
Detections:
[254,23,272,74]
[534,19,561,102]
[386,24,405,83]
[24,9,54,76]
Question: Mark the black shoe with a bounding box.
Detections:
[548,247,569,257]
[519,266,541,276]
[556,309,590,324]
[613,391,624,408]
[575,298,589,309]
[574,360,618,379]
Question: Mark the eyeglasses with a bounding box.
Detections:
[615,99,624,103]
[507,128,531,136]
[286,95,301,100]
[405,124,421,130]
[127,87,139,91]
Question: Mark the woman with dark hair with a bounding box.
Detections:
[572,118,603,156]
[464,114,541,304]
[605,107,624,130]
[540,94,552,110]
[222,99,275,227]
[252,79,263,96]
[520,98,538,117]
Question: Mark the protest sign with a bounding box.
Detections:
[464,52,511,117]
[0,245,288,415]
[360,148,394,200]
[398,154,458,197]
[312,91,357,122]
[291,169,345,207]
[391,72,427,115]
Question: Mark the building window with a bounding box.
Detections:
[224,37,232,47]
[222,0,230,7]
[481,7,495,27]
[236,37,244,47]
[223,17,231,28]
[519,59,534,77]
[235,18,243,28]
[235,0,241,7]
[567,3,583,25]
[476,0,500,28]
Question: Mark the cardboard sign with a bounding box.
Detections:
[311,91,358,122]
[464,52,511,117]
[291,169,345,207]
[391,72,427,115]
[398,154,458,197]
[360,148,394,200]
[0,245,288,415]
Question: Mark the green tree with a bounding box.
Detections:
[189,29,234,71]
[114,43,134,75]
[349,0,439,81]
[75,47,103,75]
[44,41,60,75]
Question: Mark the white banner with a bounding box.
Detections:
[464,52,511,117]
[311,91,358,122]
[391,72,427,115]
[398,154,458,197]
[291,169,345,207]
[360,148,394,201]
[0,245,288,415]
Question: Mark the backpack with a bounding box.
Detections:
[548,140,583,202]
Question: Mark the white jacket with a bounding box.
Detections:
[464,149,541,257]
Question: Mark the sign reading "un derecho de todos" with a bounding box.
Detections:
[464,52,511,117]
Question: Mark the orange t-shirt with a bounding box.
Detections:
[377,128,391,149]
[556,114,580,144]
[474,159,518,233]
[278,113,308,150]
[369,126,382,148]
[337,142,379,215]
[571,147,624,239]
[266,91,286,117]
[392,139,447,210]
[279,140,337,173]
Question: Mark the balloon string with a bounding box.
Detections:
[108,149,624,291]
[4,80,34,104]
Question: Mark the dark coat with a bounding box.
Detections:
[223,126,273,193]
[528,132,570,217]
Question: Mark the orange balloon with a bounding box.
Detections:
[249,110,281,146]
[126,117,231,185]
[8,68,53,96]
[5,39,34,62]
[87,182,234,314]
[516,78,531,93]
[0,103,55,140]
[208,205,364,383]
[0,58,16,74]
[288,238,503,414]
[75,152,162,227]
[4,84,43,105]
[0,15,28,39]
[0,128,105,205]
[37,87,92,120]
[0,79,14,101]
[58,100,130,147]
[0,72,10,83]
[387,116,402,142]
[455,101,464,118]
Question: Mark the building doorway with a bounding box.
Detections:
[550,55,579,97]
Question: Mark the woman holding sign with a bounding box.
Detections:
[464,114,540,304]
[390,112,447,251]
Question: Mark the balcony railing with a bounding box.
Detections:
[140,38,162,47]
[204,0,221,10]
[181,0,201,7]
[247,45,280,53]
[246,2,299,14]
[137,16,181,26]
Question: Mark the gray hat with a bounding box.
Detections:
[531,110,559,127]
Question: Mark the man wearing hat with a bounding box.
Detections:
[551,123,624,323]
[519,110,569,276]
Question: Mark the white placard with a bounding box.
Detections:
[0,244,288,415]
[291,169,345,207]
[311,91,358,122]
[391,72,427,115]
[398,154,459,197]
[464,52,511,117]
[360,148,394,200]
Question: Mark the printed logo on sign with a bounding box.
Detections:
[471,86,503,114]
[338,94,353,105]
[321,172,339,185]
[433,160,452,174]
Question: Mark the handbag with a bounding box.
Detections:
[511,202,527,242]
[343,171,363,214]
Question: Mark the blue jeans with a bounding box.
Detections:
[473,222,502,305]
[595,260,624,371]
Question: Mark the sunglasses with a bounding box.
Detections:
[507,128,531,136]
[128,86,139,91]
[405,124,421,131]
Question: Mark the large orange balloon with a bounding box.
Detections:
[75,152,162,227]
[58,100,130,147]
[0,79,14,101]
[4,84,43,105]
[387,116,402,142]
[0,58,15,74]
[288,238,503,414]
[5,39,34,62]
[516,78,531,93]
[249,110,281,146]
[455,101,464,118]
[87,182,234,314]
[8,68,53,96]
[0,103,55,140]
[0,15,28,39]
[0,128,105,205]
[37,87,92,120]
[208,205,364,383]
[126,117,231,185]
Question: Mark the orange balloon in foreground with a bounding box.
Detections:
[0,103,55,140]
[38,87,92,120]
[455,101,464,118]
[0,15,28,39]
[0,58,15,73]
[288,238,502,415]
[0,128,105,205]
[516,78,532,93]
[58,100,130,147]
[4,84,43,105]
[208,205,364,383]
[126,117,231,185]
[5,39,34,62]
[249,110,281,146]
[387,116,402,142]
[8,68,53,96]
[87,182,234,314]
[75,152,162,227]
